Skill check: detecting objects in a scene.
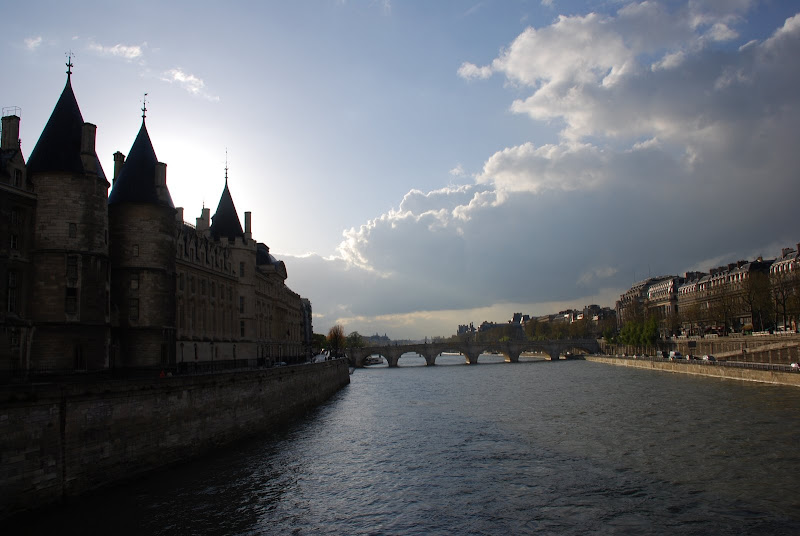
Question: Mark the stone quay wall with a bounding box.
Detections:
[586,356,800,387]
[0,359,350,519]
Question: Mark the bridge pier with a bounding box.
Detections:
[463,350,481,365]
[422,350,438,366]
[503,349,521,363]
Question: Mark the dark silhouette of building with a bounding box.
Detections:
[1,66,311,379]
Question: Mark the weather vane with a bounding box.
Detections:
[141,93,148,120]
[225,148,229,183]
[65,51,74,77]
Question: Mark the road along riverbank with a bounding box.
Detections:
[0,359,350,519]
[585,355,800,387]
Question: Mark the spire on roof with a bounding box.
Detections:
[108,115,174,208]
[27,62,105,180]
[210,173,244,242]
[141,93,148,121]
[66,51,73,79]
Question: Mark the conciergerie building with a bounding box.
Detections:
[0,65,313,378]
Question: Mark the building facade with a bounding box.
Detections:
[1,70,312,379]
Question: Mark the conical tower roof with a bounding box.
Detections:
[27,72,105,179]
[108,120,174,208]
[210,179,244,241]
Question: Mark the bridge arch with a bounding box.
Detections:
[348,339,600,367]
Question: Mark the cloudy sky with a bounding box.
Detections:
[4,1,800,339]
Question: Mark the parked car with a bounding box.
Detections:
[702,355,716,362]
[669,351,682,361]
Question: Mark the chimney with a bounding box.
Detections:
[244,211,252,240]
[113,152,125,186]
[81,123,96,154]
[1,115,20,151]
[155,162,166,187]
[196,208,211,231]
[176,207,184,223]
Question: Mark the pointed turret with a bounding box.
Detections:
[108,120,174,207]
[27,62,111,373]
[210,179,244,242]
[108,102,177,370]
[27,72,105,179]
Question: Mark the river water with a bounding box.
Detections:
[9,355,800,535]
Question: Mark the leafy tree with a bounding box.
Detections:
[640,314,659,347]
[346,331,364,348]
[617,315,659,350]
[597,315,617,339]
[327,324,346,357]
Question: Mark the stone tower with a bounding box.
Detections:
[209,179,257,359]
[108,114,176,369]
[25,67,110,372]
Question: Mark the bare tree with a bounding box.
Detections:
[772,269,797,330]
[327,324,346,358]
[742,271,773,331]
[708,282,737,335]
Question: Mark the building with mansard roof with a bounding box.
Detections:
[0,67,312,379]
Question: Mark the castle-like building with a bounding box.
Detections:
[0,67,312,379]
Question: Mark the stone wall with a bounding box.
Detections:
[0,359,350,519]
[585,356,800,387]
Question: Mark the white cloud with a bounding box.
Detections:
[24,36,42,51]
[161,68,220,102]
[457,62,492,80]
[476,142,608,196]
[88,41,144,60]
[577,267,619,286]
[449,164,466,177]
[706,22,738,41]
[651,50,686,71]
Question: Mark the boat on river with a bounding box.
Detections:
[364,355,384,366]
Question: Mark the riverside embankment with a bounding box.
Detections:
[586,355,800,387]
[0,359,350,519]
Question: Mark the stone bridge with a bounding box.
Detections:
[347,339,601,368]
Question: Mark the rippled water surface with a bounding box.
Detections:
[11,357,800,534]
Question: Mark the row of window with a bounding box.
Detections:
[177,272,236,301]
[178,235,234,274]
[177,302,246,337]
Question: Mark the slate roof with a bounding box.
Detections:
[257,243,287,279]
[108,120,174,208]
[210,181,244,241]
[26,75,106,179]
